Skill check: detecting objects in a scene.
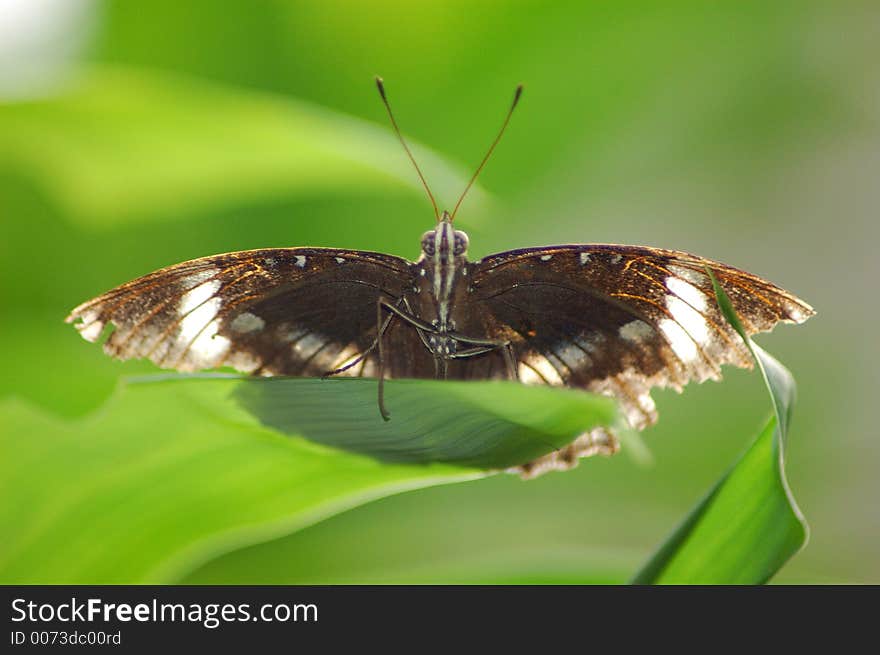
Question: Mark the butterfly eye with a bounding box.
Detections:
[421,231,436,256]
[453,231,469,256]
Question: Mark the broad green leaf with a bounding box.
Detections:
[0,66,486,228]
[0,377,615,584]
[234,377,617,468]
[631,272,808,584]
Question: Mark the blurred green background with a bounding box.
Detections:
[1,0,877,583]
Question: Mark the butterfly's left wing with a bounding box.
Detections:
[463,244,814,429]
[66,248,415,377]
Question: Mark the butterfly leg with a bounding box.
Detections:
[403,297,434,353]
[449,334,518,381]
[449,345,498,358]
[375,296,436,421]
[323,296,425,379]
[321,311,397,379]
[321,350,372,378]
[502,341,517,380]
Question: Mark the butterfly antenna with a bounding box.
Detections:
[450,84,523,221]
[375,77,440,222]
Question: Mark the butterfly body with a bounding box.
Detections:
[390,212,514,388]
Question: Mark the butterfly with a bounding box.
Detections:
[66,78,814,447]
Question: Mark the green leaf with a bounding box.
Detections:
[0,377,615,583]
[234,377,616,468]
[0,66,485,228]
[631,272,808,584]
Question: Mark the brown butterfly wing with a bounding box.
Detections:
[461,245,814,428]
[66,248,418,378]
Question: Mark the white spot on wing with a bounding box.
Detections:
[518,356,564,385]
[178,279,222,345]
[293,332,325,358]
[787,303,810,323]
[668,265,707,286]
[294,255,306,268]
[230,312,265,333]
[580,252,591,265]
[574,332,604,355]
[178,276,220,314]
[540,254,553,261]
[281,325,307,343]
[666,296,711,347]
[304,342,354,372]
[189,318,230,366]
[77,321,104,341]
[667,277,707,312]
[335,257,345,264]
[518,362,543,385]
[182,269,218,287]
[619,319,653,343]
[659,318,699,364]
[190,320,230,367]
[610,254,622,264]
[556,342,592,368]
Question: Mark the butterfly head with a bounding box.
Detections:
[420,211,469,261]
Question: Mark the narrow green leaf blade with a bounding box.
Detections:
[631,271,808,584]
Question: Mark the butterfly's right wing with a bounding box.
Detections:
[66,248,416,378]
[464,244,814,428]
